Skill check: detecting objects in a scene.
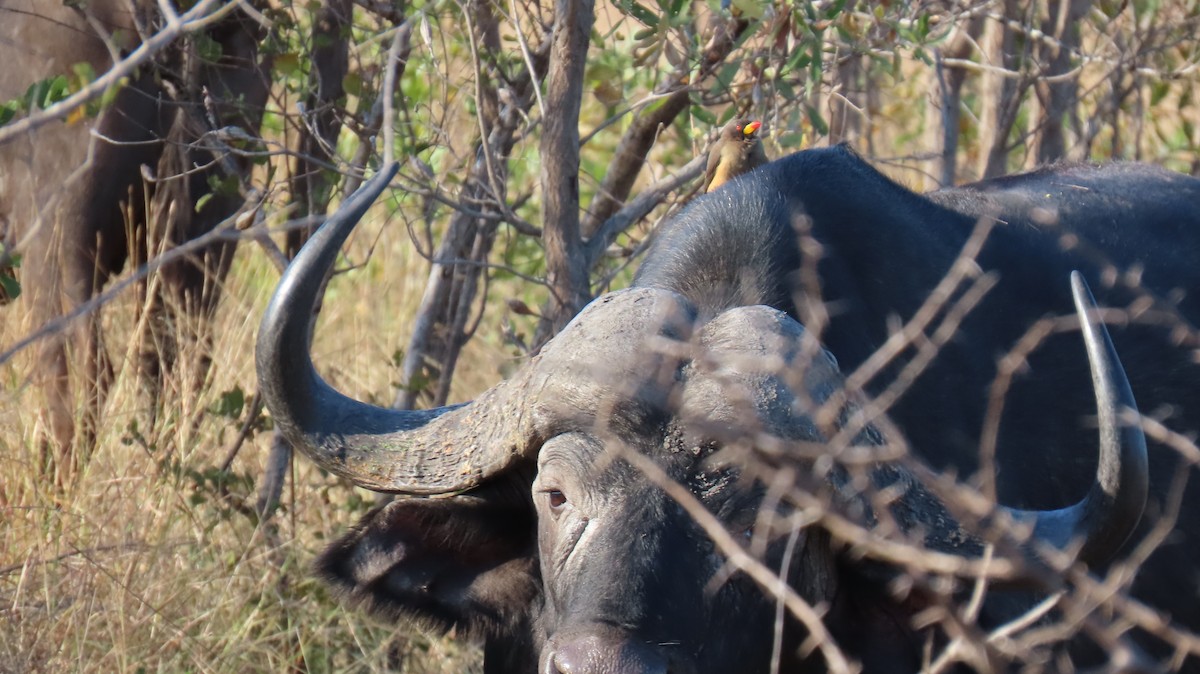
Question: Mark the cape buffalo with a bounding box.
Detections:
[0,0,267,454]
[258,146,1199,672]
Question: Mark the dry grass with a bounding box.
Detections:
[3,7,1197,670]
[0,206,508,673]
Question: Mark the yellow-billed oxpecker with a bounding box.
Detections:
[703,119,768,193]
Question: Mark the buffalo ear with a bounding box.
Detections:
[316,489,539,639]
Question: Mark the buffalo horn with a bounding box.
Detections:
[255,164,532,494]
[1001,271,1149,565]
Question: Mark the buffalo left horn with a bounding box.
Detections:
[1001,271,1149,565]
[256,164,537,494]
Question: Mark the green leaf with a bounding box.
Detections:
[44,75,70,107]
[643,95,670,117]
[195,33,223,64]
[210,385,246,419]
[809,41,824,81]
[343,71,365,97]
[24,75,69,111]
[0,274,20,301]
[314,32,336,50]
[96,77,128,112]
[775,79,795,102]
[618,0,660,27]
[714,61,740,91]
[274,52,302,78]
[783,49,811,76]
[805,104,828,136]
[691,104,716,126]
[207,173,240,197]
[1150,81,1171,106]
[729,0,764,19]
[823,0,846,19]
[70,62,97,90]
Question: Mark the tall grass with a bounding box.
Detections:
[0,206,508,672]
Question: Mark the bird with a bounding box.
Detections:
[702,119,769,193]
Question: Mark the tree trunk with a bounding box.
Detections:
[288,0,353,256]
[1032,0,1090,165]
[393,0,545,409]
[976,0,1031,178]
[934,16,985,186]
[534,0,595,340]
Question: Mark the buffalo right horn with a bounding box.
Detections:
[255,164,533,494]
[1001,271,1149,566]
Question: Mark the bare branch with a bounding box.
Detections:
[0,0,235,147]
[583,154,706,270]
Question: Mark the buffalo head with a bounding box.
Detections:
[256,164,1148,673]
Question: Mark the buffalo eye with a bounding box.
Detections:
[547,489,567,510]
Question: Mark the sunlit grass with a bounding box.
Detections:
[0,205,504,672]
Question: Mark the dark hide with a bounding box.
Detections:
[637,146,1200,666]
[313,147,1199,672]
[0,0,269,454]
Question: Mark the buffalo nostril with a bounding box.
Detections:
[550,636,604,674]
[549,633,669,674]
[549,642,586,674]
